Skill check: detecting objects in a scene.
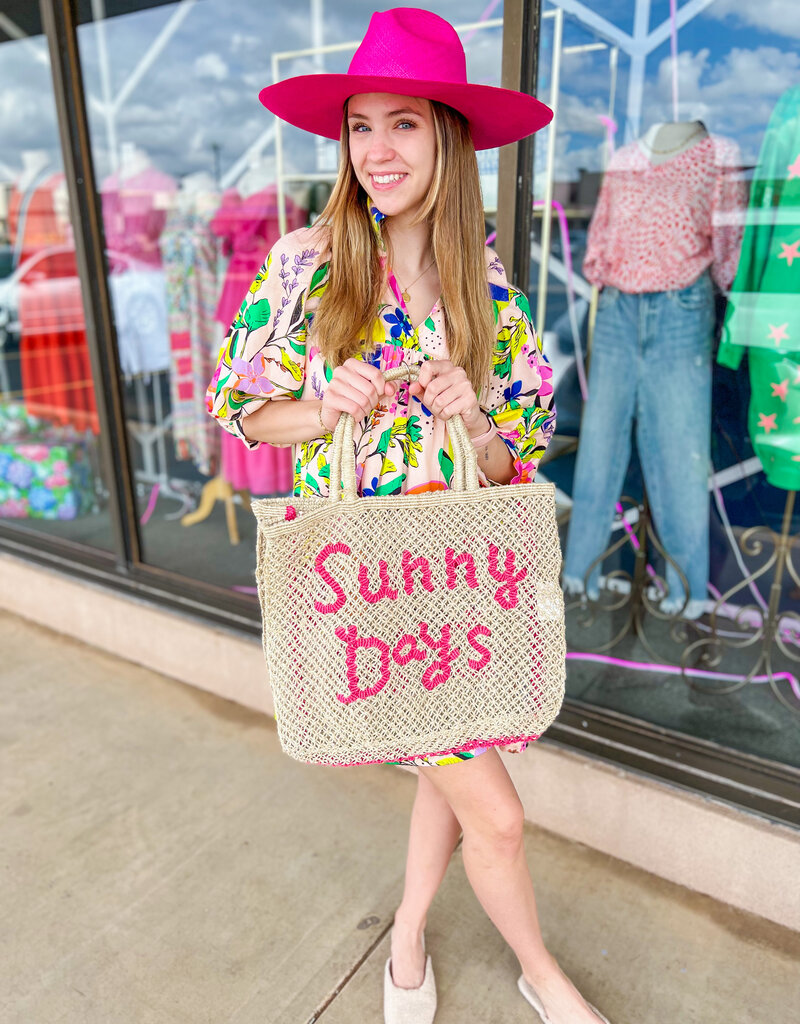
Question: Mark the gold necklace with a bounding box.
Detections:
[393,258,436,303]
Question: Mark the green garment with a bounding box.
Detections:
[718,86,800,489]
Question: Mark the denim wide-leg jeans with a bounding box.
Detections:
[563,273,714,604]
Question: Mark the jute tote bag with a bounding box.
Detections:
[252,366,566,766]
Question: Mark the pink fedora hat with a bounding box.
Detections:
[259,7,552,150]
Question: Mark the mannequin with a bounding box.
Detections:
[16,150,51,193]
[236,156,276,200]
[117,141,152,181]
[8,150,68,266]
[9,150,90,428]
[101,143,176,266]
[180,170,217,194]
[175,170,220,217]
[637,120,708,167]
[104,147,172,376]
[563,123,745,618]
[204,170,305,511]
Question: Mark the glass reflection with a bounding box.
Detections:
[75,0,504,589]
[533,0,800,766]
[0,12,111,549]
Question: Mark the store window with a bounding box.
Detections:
[533,1,800,768]
[75,0,505,591]
[0,6,113,552]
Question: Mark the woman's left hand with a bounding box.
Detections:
[408,359,485,434]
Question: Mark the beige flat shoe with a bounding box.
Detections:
[384,932,436,1024]
[518,974,612,1024]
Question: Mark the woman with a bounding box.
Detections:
[207,9,611,1024]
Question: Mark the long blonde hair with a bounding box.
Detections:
[310,99,496,395]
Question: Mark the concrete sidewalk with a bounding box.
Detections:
[1,609,797,1024]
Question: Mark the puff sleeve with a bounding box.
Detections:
[710,136,746,292]
[481,258,556,485]
[205,229,326,450]
[582,171,613,288]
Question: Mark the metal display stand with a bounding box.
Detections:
[125,370,197,518]
[682,491,800,713]
[564,487,690,659]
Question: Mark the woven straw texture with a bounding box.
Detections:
[253,368,565,767]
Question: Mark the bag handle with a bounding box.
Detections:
[328,364,479,501]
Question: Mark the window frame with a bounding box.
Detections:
[0,0,795,828]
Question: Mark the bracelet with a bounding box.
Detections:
[317,403,328,433]
[468,413,498,449]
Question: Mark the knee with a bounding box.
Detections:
[464,798,525,859]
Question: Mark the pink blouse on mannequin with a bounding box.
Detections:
[101,167,177,267]
[583,134,745,293]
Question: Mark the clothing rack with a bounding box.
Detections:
[125,369,197,518]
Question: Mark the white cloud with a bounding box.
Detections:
[549,39,799,179]
[193,52,228,81]
[709,0,800,42]
[229,32,261,56]
[656,47,709,103]
[552,138,606,183]
[558,92,614,136]
[642,45,800,160]
[706,47,800,100]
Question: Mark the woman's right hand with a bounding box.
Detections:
[320,357,396,432]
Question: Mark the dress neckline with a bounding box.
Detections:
[636,132,712,170]
[385,264,440,333]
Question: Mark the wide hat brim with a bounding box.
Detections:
[259,74,553,151]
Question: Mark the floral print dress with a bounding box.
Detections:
[206,201,556,767]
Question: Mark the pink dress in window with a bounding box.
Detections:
[211,186,306,495]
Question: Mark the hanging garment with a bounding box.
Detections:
[10,172,91,432]
[717,86,800,490]
[211,185,307,494]
[159,203,221,476]
[563,274,715,604]
[8,172,70,266]
[101,167,177,267]
[108,265,170,377]
[18,248,99,434]
[210,186,306,327]
[583,133,745,293]
[219,430,293,494]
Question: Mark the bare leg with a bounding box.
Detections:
[390,769,462,988]
[418,749,604,1023]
